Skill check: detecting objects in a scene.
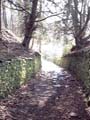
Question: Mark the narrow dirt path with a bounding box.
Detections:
[0,59,90,120]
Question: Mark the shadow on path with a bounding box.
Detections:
[0,59,90,120]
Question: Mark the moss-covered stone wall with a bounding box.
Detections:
[0,54,41,98]
[59,47,90,93]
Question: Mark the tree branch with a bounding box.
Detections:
[77,7,90,38]
[82,34,90,41]
[35,13,61,22]
[4,4,30,14]
[7,0,61,23]
[7,0,30,14]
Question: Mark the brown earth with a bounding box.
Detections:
[0,29,34,59]
[0,29,90,120]
[0,68,90,120]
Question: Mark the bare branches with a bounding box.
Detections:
[6,0,62,23]
[3,4,30,14]
[47,0,60,7]
[6,0,30,14]
[82,34,90,41]
[77,7,90,38]
[35,12,61,22]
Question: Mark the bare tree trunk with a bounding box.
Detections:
[30,38,34,49]
[10,3,14,31]
[22,0,39,50]
[2,1,8,28]
[0,0,1,41]
[71,0,90,48]
[23,0,30,31]
[38,0,42,53]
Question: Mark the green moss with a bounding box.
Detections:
[0,55,41,98]
[34,55,41,73]
[60,48,90,93]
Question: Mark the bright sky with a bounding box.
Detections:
[5,0,65,24]
[42,0,65,23]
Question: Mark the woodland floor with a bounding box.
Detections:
[0,59,90,120]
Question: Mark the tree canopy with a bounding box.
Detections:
[1,0,90,49]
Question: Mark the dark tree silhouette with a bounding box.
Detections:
[22,0,39,50]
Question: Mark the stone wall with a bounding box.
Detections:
[0,54,41,98]
[59,47,90,93]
